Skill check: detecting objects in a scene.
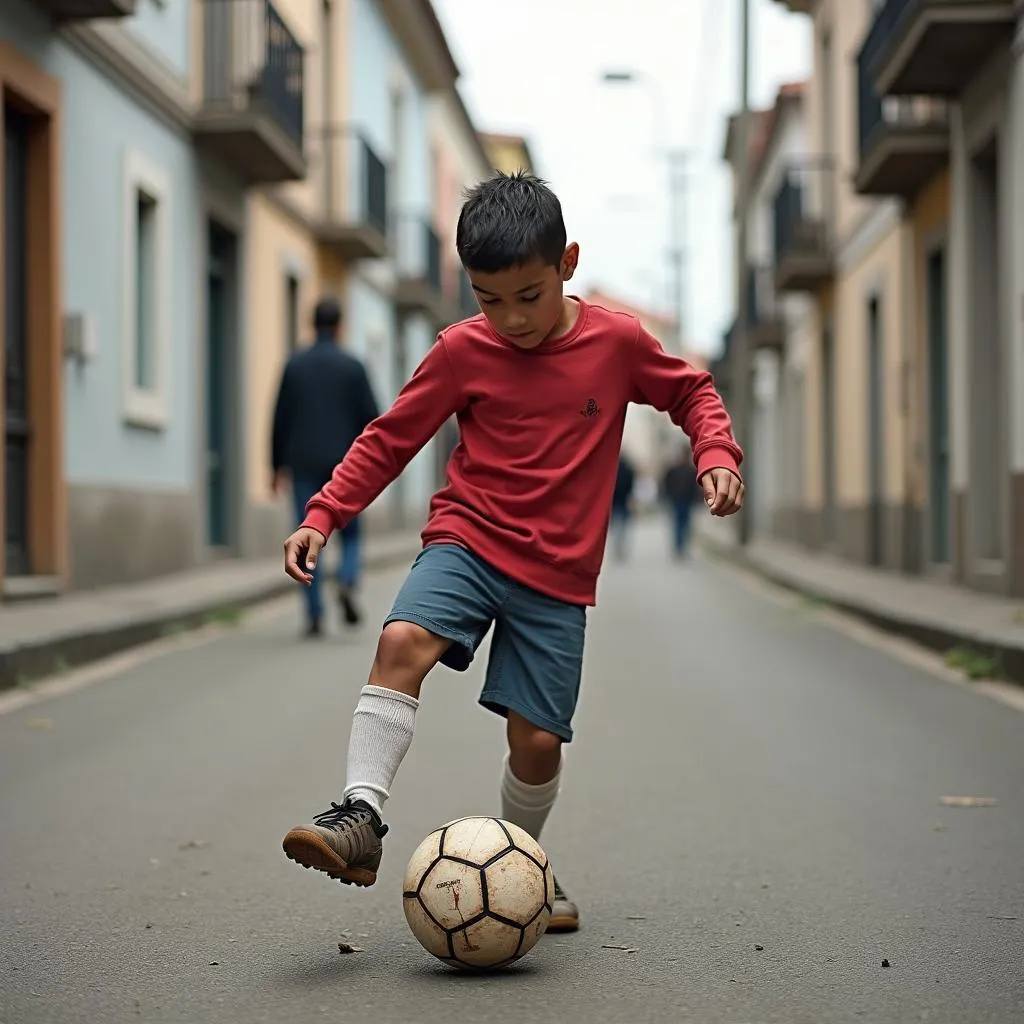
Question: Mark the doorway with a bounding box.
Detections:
[866,294,884,566]
[4,104,31,576]
[205,220,239,552]
[968,138,1004,562]
[926,246,950,564]
[0,49,64,591]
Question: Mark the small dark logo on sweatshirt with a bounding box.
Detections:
[580,398,600,418]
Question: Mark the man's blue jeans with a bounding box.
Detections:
[293,479,362,623]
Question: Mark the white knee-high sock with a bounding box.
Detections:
[343,684,419,814]
[500,753,561,842]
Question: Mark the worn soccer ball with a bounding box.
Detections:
[402,816,555,970]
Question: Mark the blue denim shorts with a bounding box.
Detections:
[384,544,587,742]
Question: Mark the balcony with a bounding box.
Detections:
[856,48,950,198]
[396,215,451,325]
[32,0,134,16]
[314,129,389,261]
[745,264,785,352]
[194,0,306,184]
[772,160,835,294]
[458,267,479,319]
[862,0,1016,98]
[711,325,733,398]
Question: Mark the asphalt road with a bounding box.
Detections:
[2,520,1023,1024]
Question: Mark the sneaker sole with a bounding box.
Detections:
[282,828,377,887]
[546,914,579,933]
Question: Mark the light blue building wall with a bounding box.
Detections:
[0,0,199,492]
[123,0,191,75]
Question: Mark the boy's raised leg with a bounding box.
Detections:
[282,622,449,886]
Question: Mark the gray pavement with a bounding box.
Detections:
[698,516,1024,684]
[2,519,1023,1024]
[0,531,421,691]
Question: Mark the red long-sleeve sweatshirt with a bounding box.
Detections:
[303,299,743,606]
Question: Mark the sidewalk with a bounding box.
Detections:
[0,530,422,691]
[696,516,1024,685]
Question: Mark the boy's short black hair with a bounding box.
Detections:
[456,170,567,274]
[313,298,342,332]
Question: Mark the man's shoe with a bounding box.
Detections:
[546,875,580,933]
[304,618,323,638]
[282,799,388,887]
[339,586,362,626]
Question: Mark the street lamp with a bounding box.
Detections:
[599,68,687,355]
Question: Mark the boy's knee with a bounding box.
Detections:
[375,620,448,675]
[507,713,562,781]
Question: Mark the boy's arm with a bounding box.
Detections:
[303,338,463,539]
[629,323,744,481]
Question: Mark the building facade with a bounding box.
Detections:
[1,0,232,594]
[729,0,1024,597]
[246,0,496,549]
[479,132,536,177]
[0,0,509,598]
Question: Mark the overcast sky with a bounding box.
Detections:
[432,0,812,355]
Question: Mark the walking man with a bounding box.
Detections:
[271,298,380,635]
[662,445,699,559]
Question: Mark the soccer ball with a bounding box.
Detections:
[402,816,555,970]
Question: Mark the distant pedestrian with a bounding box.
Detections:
[610,454,636,561]
[271,298,380,636]
[662,446,699,559]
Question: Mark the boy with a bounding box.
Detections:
[281,171,744,934]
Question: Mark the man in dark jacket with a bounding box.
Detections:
[271,298,380,635]
[661,445,699,559]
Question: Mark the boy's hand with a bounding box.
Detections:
[702,468,744,517]
[284,527,327,584]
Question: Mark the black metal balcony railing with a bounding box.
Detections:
[857,41,949,157]
[426,225,441,293]
[320,129,388,237]
[860,0,910,88]
[772,160,834,268]
[458,267,477,316]
[745,263,778,328]
[202,0,305,148]
[398,215,442,292]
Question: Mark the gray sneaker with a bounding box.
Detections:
[547,875,580,933]
[282,799,388,887]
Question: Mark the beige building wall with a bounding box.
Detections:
[243,194,321,549]
[798,290,828,512]
[480,134,535,175]
[833,226,906,507]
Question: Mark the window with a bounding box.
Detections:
[134,192,157,389]
[122,149,170,427]
[285,272,300,352]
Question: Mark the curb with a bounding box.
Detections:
[0,540,420,693]
[700,534,1024,687]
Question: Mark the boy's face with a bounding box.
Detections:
[467,244,579,350]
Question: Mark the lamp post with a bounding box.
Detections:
[731,0,752,546]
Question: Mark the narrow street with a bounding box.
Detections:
[2,520,1022,1024]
